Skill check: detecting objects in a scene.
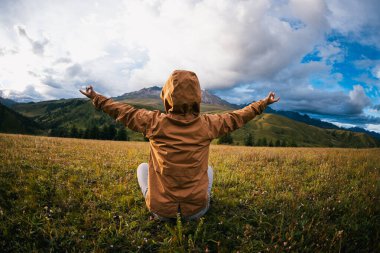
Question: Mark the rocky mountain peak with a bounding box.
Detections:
[115,86,238,108]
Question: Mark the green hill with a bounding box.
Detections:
[0,103,43,134]
[229,113,379,148]
[11,97,235,141]
[12,98,111,128]
[9,95,380,148]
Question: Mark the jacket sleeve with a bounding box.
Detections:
[203,99,268,139]
[91,94,159,135]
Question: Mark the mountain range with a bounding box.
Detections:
[115,86,238,108]
[1,86,379,147]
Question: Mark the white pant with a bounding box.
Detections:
[137,163,213,220]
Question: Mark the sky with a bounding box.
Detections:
[0,0,379,132]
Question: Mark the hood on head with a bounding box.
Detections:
[160,70,201,115]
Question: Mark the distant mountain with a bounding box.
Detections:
[231,113,379,148]
[0,102,43,134]
[0,97,18,107]
[114,86,162,99]
[265,107,340,129]
[347,127,380,141]
[201,90,239,108]
[263,107,380,141]
[115,86,238,108]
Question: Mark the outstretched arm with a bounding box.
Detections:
[203,91,280,139]
[79,85,159,135]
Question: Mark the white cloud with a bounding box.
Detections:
[0,0,331,100]
[366,124,380,133]
[349,85,371,109]
[329,121,356,129]
[326,0,380,47]
[373,65,380,79]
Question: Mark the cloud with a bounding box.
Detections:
[366,124,380,133]
[54,57,72,64]
[41,76,62,89]
[16,25,49,56]
[274,86,370,116]
[215,83,372,116]
[326,0,380,47]
[0,85,45,102]
[0,47,18,56]
[348,85,371,110]
[281,85,371,116]
[0,0,331,93]
[65,63,83,78]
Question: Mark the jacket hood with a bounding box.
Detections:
[160,70,201,115]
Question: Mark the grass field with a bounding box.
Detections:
[0,133,379,252]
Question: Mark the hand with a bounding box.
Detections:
[79,85,97,99]
[265,91,280,105]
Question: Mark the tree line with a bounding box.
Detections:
[218,132,298,147]
[49,124,129,141]
[50,126,298,146]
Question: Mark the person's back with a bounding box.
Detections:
[80,70,279,220]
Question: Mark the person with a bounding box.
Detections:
[80,70,279,220]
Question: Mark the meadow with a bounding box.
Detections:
[0,133,379,252]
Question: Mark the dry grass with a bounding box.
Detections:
[0,133,379,252]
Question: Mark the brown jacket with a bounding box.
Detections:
[92,70,268,217]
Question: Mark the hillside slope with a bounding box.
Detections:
[11,97,237,141]
[0,103,43,134]
[231,113,379,148]
[265,107,380,141]
[0,97,18,107]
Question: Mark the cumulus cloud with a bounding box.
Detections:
[366,124,380,133]
[373,65,380,79]
[272,85,371,116]
[16,25,49,56]
[41,76,62,89]
[65,63,84,78]
[326,0,380,47]
[0,85,45,102]
[0,0,332,95]
[216,83,372,117]
[348,85,371,110]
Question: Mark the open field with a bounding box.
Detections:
[0,133,379,252]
